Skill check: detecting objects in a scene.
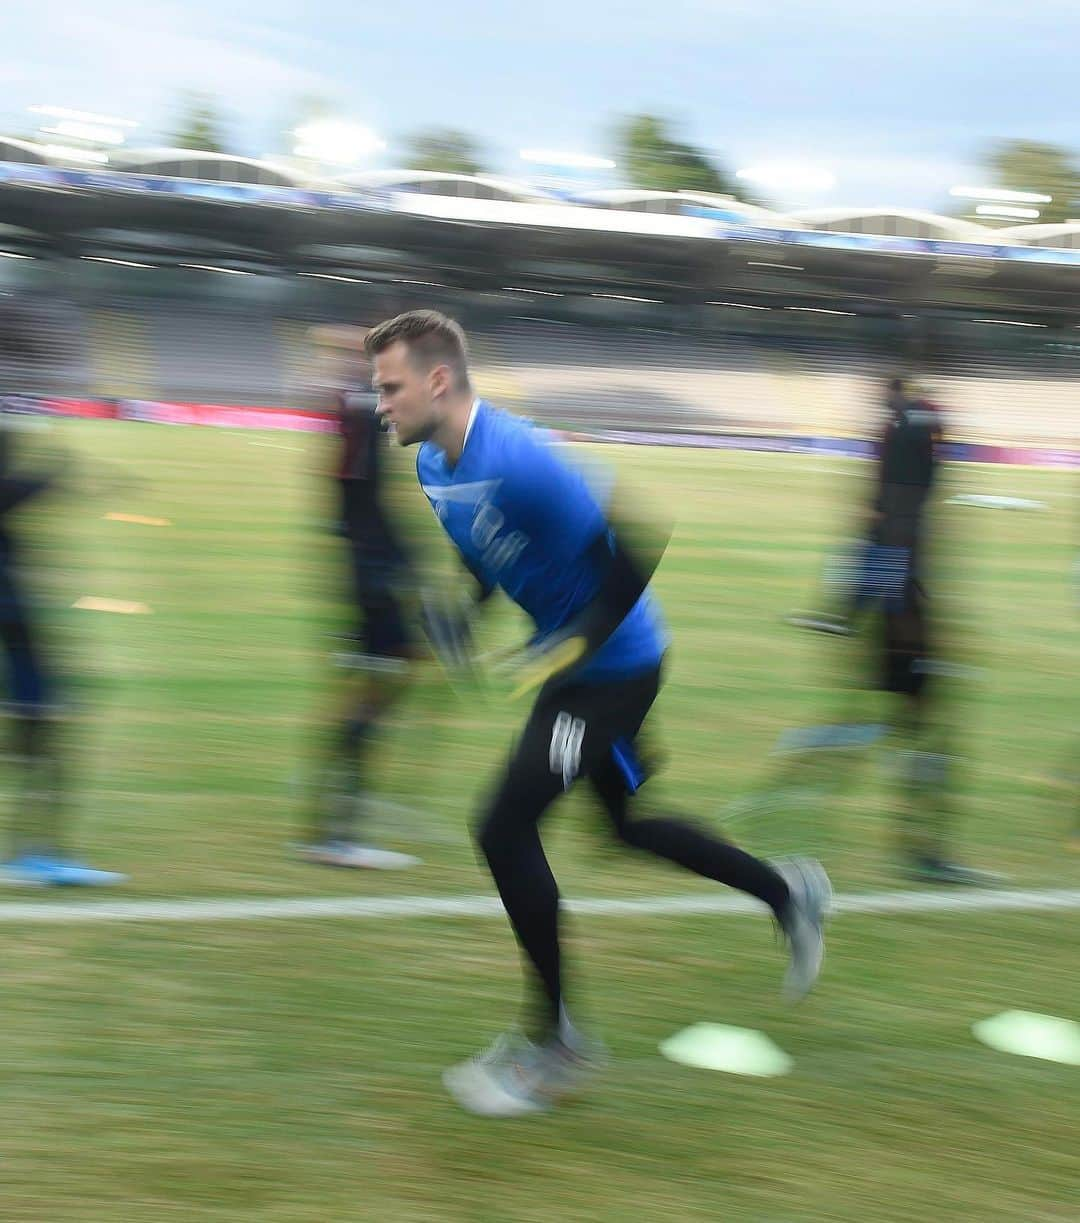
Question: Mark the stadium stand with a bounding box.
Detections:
[0,294,89,398]
[144,302,284,405]
[1,287,1075,445]
[87,308,157,400]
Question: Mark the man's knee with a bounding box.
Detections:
[476,764,555,866]
[475,786,527,867]
[611,816,641,850]
[596,783,646,851]
[474,804,507,865]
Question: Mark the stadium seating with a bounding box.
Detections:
[145,303,284,405]
[0,295,89,398]
[1,291,1075,445]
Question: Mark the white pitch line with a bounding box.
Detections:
[1,887,1079,926]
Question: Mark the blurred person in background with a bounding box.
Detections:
[0,307,125,886]
[791,377,941,637]
[295,325,419,871]
[788,376,995,884]
[366,309,830,1118]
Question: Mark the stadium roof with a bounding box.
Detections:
[339,169,547,202]
[576,189,796,227]
[0,140,1067,247]
[0,137,54,166]
[791,207,987,242]
[996,222,1080,249]
[2,146,1080,317]
[109,148,317,188]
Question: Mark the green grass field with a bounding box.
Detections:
[2,422,1077,1221]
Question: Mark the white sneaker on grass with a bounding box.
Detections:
[294,841,420,870]
[443,1030,605,1118]
[773,857,832,1001]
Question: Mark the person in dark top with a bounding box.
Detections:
[786,377,995,885]
[297,326,418,871]
[862,377,941,698]
[336,377,412,653]
[0,408,125,886]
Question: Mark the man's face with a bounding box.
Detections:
[372,339,444,446]
[885,381,908,417]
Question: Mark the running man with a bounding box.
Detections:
[365,310,830,1117]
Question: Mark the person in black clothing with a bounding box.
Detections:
[337,376,413,659]
[0,412,125,885]
[791,377,940,637]
[297,326,418,870]
[861,377,941,695]
[0,304,125,886]
[786,377,995,884]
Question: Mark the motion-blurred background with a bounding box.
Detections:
[1,4,1077,1221]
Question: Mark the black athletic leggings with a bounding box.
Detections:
[475,665,790,1035]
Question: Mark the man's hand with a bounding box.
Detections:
[419,588,476,673]
[507,631,588,700]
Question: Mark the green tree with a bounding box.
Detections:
[170,92,230,155]
[615,114,736,197]
[986,139,1078,225]
[401,128,487,176]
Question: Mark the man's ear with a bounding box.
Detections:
[429,363,452,399]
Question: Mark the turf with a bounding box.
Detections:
[1,421,1076,1221]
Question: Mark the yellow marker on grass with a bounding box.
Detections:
[105,512,172,527]
[73,597,151,615]
[660,1024,794,1077]
[973,1011,1080,1066]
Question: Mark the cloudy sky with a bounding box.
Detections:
[5,0,1076,210]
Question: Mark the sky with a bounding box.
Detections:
[4,0,1078,212]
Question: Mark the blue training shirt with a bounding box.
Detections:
[416,401,666,683]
